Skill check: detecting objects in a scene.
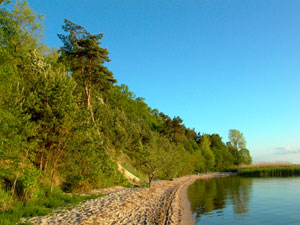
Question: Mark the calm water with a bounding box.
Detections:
[188,176,300,225]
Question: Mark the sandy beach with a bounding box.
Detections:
[21,173,231,225]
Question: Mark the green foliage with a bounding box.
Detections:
[0,186,103,225]
[200,135,215,170]
[227,129,252,165]
[193,150,205,173]
[58,18,116,110]
[210,134,233,171]
[135,133,166,186]
[0,189,13,212]
[0,1,253,223]
[19,167,41,200]
[228,129,246,150]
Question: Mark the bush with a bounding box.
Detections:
[0,189,13,212]
[0,185,104,225]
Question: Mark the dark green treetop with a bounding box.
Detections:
[58,19,116,109]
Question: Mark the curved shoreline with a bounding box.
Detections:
[167,173,232,225]
[21,173,232,225]
[181,179,195,225]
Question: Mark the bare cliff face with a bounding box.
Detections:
[118,164,141,183]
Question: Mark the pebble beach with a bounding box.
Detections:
[21,173,231,225]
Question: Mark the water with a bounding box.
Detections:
[188,176,300,225]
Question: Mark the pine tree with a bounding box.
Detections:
[58,19,116,120]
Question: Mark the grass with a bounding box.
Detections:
[232,164,300,177]
[0,187,104,225]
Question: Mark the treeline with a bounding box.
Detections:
[0,0,252,206]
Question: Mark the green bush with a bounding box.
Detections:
[0,186,104,225]
[0,189,13,212]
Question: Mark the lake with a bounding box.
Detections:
[188,176,300,225]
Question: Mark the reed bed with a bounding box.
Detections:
[237,162,294,168]
[236,166,300,177]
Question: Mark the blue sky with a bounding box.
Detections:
[25,0,300,163]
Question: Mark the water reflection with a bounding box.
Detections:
[188,176,253,222]
[188,177,300,225]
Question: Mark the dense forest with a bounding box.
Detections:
[0,0,252,213]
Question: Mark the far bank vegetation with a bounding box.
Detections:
[231,163,300,177]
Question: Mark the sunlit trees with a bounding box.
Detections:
[24,50,79,192]
[200,135,215,170]
[0,2,253,217]
[228,129,252,165]
[58,19,116,122]
[228,129,246,150]
[0,0,41,198]
[136,133,166,187]
[210,134,233,171]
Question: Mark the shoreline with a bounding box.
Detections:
[181,180,195,225]
[168,173,232,225]
[21,173,232,225]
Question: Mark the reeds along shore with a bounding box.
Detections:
[231,164,300,177]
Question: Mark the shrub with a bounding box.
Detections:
[0,189,13,212]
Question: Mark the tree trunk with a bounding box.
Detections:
[84,80,91,108]
[44,154,49,171]
[39,153,44,170]
[11,174,19,196]
[50,146,65,193]
[87,88,91,108]
[148,173,154,187]
[50,163,56,193]
[84,80,95,122]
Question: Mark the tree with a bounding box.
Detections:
[238,148,252,165]
[5,0,46,57]
[58,19,116,119]
[209,134,232,170]
[228,129,246,150]
[22,50,78,192]
[0,0,42,197]
[0,65,35,196]
[200,135,215,170]
[136,133,166,187]
[228,129,252,165]
[193,150,205,173]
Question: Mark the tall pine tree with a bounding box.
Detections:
[58,19,116,121]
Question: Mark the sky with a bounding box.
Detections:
[21,0,300,163]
